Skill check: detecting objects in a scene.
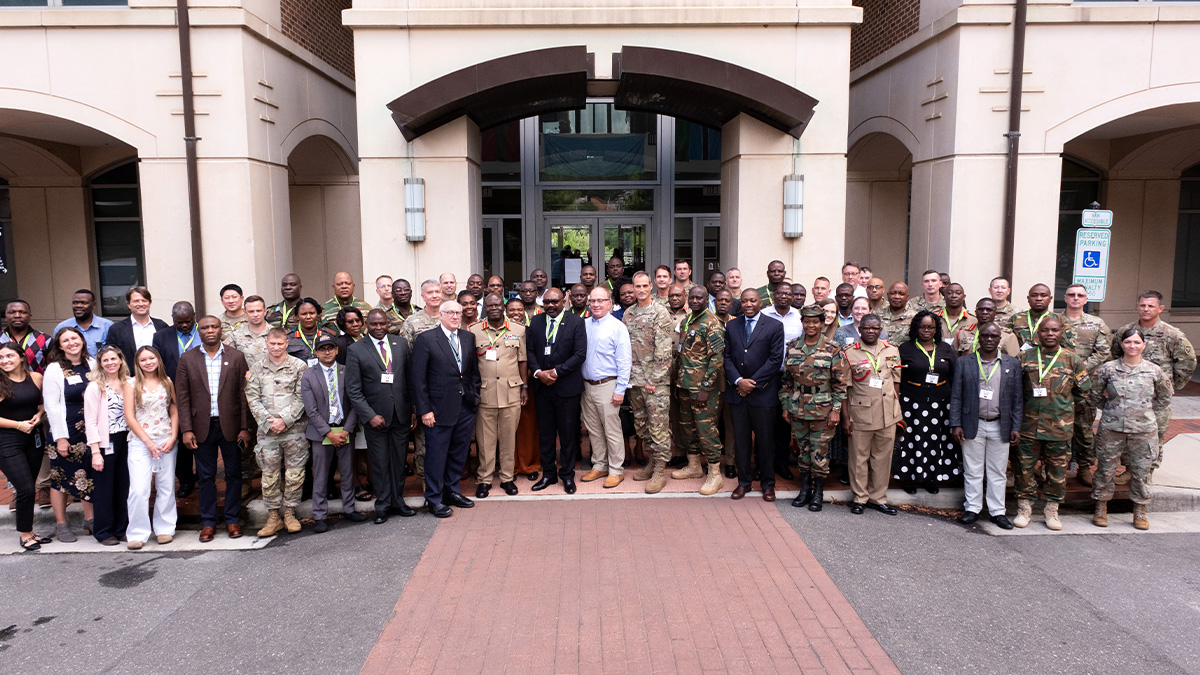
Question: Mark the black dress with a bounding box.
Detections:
[0,376,44,533]
[892,341,961,484]
[49,363,94,500]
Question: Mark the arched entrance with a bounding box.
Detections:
[286,134,362,293]
[845,131,913,287]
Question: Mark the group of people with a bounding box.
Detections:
[0,260,1194,552]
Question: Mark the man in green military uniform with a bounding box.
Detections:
[624,271,676,494]
[384,278,421,335]
[939,284,973,343]
[1061,283,1111,485]
[880,282,916,344]
[989,277,1016,326]
[671,286,726,495]
[756,260,787,305]
[950,298,1020,357]
[321,271,373,333]
[907,270,946,315]
[1110,290,1197,466]
[246,327,310,537]
[665,283,690,467]
[780,305,850,512]
[266,273,304,331]
[402,279,445,477]
[1014,318,1090,531]
[1006,283,1076,351]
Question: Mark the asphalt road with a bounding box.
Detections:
[0,516,437,674]
[779,503,1200,674]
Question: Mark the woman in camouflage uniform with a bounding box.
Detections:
[1089,327,1173,530]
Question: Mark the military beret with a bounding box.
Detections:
[800,305,825,318]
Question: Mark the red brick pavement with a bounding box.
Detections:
[360,499,900,675]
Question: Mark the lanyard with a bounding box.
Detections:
[6,330,33,350]
[299,330,318,354]
[178,331,195,352]
[1027,310,1047,337]
[484,320,509,348]
[916,342,937,373]
[946,311,967,335]
[279,302,296,326]
[862,345,881,374]
[681,310,707,335]
[546,316,561,343]
[975,352,1000,382]
[376,338,392,370]
[1036,347,1061,383]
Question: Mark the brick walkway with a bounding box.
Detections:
[361,499,899,674]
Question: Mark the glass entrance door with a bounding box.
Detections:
[546,215,651,289]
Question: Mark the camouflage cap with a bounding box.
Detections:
[800,305,825,318]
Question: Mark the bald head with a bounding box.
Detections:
[332,271,355,301]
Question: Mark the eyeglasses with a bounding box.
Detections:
[1065,292,1086,298]
[441,310,462,316]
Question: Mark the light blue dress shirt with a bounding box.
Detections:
[55,315,113,357]
[582,313,632,395]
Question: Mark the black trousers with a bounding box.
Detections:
[536,389,581,479]
[174,431,196,484]
[773,410,792,472]
[0,435,42,533]
[92,431,130,541]
[364,420,409,513]
[193,419,242,527]
[730,401,776,490]
[423,402,477,506]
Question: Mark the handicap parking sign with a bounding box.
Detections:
[1081,250,1100,269]
[1073,228,1110,302]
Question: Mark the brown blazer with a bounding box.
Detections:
[175,345,251,443]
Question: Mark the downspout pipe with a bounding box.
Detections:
[176,0,206,315]
[1001,0,1028,282]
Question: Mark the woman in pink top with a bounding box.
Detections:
[84,345,132,546]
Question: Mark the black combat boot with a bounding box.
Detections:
[792,471,812,508]
[807,477,825,512]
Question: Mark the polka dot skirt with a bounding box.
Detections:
[892,395,962,484]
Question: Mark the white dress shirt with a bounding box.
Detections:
[131,316,157,349]
[761,305,803,369]
[582,313,632,395]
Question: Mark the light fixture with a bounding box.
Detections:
[783,174,803,238]
[405,177,426,242]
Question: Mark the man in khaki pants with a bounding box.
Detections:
[579,287,632,489]
[470,294,529,498]
[841,314,902,516]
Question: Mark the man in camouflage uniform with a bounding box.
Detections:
[907,270,946,315]
[880,282,916,344]
[384,278,420,335]
[673,260,697,295]
[226,294,272,367]
[989,276,1017,326]
[321,271,374,333]
[266,273,304,331]
[665,282,690,466]
[1110,290,1197,468]
[517,282,543,325]
[756,260,787,305]
[939,283,973,342]
[951,298,1020,357]
[1014,318,1090,531]
[403,279,445,477]
[1006,283,1076,351]
[246,327,310,537]
[671,286,726,495]
[1061,283,1111,485]
[780,305,849,512]
[1088,346,1173,530]
[624,271,676,494]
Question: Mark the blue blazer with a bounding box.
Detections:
[948,352,1023,440]
[412,327,481,426]
[723,313,784,408]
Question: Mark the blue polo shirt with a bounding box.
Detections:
[54,315,114,357]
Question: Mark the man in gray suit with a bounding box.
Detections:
[347,309,415,523]
[302,334,363,532]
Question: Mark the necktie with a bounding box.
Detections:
[746,317,755,339]
[449,332,462,372]
[378,339,392,373]
[547,317,557,344]
[325,367,341,424]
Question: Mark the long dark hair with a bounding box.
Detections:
[46,326,89,372]
[907,310,944,345]
[0,342,30,401]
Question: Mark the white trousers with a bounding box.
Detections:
[126,435,178,542]
[961,418,1008,516]
[581,379,625,474]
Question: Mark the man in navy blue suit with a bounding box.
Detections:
[411,300,482,518]
[723,289,785,501]
[526,288,588,494]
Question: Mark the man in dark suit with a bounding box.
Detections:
[152,301,199,497]
[526,288,588,493]
[347,308,415,523]
[724,288,785,501]
[412,300,482,518]
[302,334,364,532]
[175,315,252,541]
[105,286,168,366]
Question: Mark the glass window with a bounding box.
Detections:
[1173,163,1200,308]
[675,121,722,181]
[1055,159,1101,304]
[543,189,652,212]
[482,121,521,183]
[90,161,145,317]
[674,185,720,214]
[539,104,657,182]
[483,186,521,215]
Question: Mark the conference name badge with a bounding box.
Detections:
[485,349,498,362]
[66,375,83,385]
[979,388,994,400]
[1032,386,1048,398]
[924,373,939,385]
[869,377,883,389]
[381,374,394,384]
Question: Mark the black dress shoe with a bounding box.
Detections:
[405,465,415,476]
[346,511,368,522]
[390,502,417,517]
[867,502,898,516]
[527,472,539,481]
[958,511,979,524]
[475,483,490,499]
[444,492,475,508]
[501,481,518,495]
[531,476,557,491]
[807,477,825,512]
[724,465,737,479]
[373,513,388,524]
[563,479,577,494]
[990,514,1014,530]
[427,502,453,518]
[313,519,329,533]
[926,486,940,494]
[775,466,794,481]
[902,484,917,495]
[850,503,865,514]
[176,482,195,499]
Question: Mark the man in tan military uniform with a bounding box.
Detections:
[1061,283,1111,485]
[624,271,676,494]
[951,298,1020,357]
[226,295,272,367]
[841,315,902,515]
[470,294,528,498]
[880,282,916,344]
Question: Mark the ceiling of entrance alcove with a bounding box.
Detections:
[847,132,913,173]
[0,109,126,147]
[1073,103,1200,141]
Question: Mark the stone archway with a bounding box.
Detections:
[845,131,913,288]
[287,133,363,296]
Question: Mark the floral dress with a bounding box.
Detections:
[133,385,173,443]
[49,364,94,500]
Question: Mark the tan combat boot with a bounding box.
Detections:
[258,510,283,537]
[1133,504,1150,530]
[699,462,724,496]
[283,507,302,534]
[1013,499,1033,528]
[1114,468,1132,485]
[632,457,656,482]
[672,454,704,480]
[1077,464,1094,487]
[1092,501,1108,527]
[645,460,668,494]
[1044,502,1062,531]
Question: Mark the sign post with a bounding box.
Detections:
[1073,228,1111,302]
